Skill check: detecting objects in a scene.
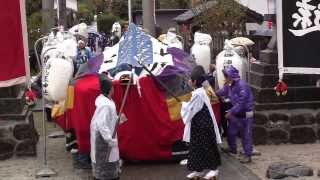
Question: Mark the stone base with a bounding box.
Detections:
[0,111,38,160]
[259,49,278,64]
[255,101,320,111]
[253,109,320,145]
[0,84,23,98]
[0,90,25,114]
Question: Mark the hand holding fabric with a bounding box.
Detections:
[119,113,128,124]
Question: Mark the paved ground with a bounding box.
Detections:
[246,144,320,180]
[120,153,260,180]
[0,112,260,180]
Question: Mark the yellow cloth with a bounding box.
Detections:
[51,101,66,118]
[65,85,75,109]
[205,86,220,104]
[166,85,219,122]
[52,85,74,118]
[166,93,192,122]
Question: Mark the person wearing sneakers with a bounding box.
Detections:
[216,65,254,163]
[181,65,222,180]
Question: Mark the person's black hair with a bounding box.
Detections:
[99,73,113,97]
[190,65,206,88]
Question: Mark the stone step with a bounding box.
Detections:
[249,71,278,88]
[250,61,278,74]
[255,101,320,111]
[250,71,320,88]
[259,49,278,64]
[253,109,320,145]
[0,107,29,120]
[0,90,25,114]
[0,111,35,130]
[0,84,24,98]
[0,111,38,160]
[251,85,320,104]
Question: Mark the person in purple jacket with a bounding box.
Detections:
[216,65,254,163]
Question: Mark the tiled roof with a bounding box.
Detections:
[173,0,263,23]
[173,1,217,22]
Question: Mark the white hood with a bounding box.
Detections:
[194,32,212,45]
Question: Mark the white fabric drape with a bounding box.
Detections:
[90,95,119,163]
[181,87,222,144]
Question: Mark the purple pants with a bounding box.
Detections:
[227,116,253,157]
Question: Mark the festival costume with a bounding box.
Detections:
[181,87,221,175]
[90,95,120,180]
[216,66,254,158]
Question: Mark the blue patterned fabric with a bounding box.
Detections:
[117,23,153,67]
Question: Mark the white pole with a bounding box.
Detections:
[128,0,132,23]
[34,37,57,178]
[57,0,60,23]
[154,0,156,25]
[276,0,284,80]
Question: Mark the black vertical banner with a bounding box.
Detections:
[282,0,320,68]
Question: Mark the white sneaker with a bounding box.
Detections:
[180,159,188,166]
[70,148,78,154]
[186,171,204,179]
[203,170,219,179]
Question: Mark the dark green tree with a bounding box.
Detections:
[77,2,94,24]
[26,0,42,49]
[26,0,41,16]
[132,0,142,10]
[92,0,107,13]
[159,0,189,9]
[97,13,118,33]
[112,0,129,20]
[197,0,246,36]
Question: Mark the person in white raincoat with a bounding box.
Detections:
[90,73,120,180]
[181,65,222,180]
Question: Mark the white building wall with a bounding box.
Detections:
[238,0,275,15]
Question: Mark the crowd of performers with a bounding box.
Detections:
[85,64,255,180]
[32,23,256,180]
